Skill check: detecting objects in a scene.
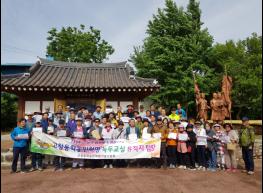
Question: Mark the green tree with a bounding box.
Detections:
[210,33,262,119]
[46,24,114,63]
[131,0,214,115]
[1,93,18,131]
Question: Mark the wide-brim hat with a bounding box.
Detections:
[135,115,142,120]
[96,105,102,109]
[213,123,221,128]
[69,108,76,112]
[126,104,134,108]
[157,117,163,122]
[173,120,181,124]
[178,124,184,128]
[194,120,202,125]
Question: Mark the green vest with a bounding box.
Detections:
[239,125,255,147]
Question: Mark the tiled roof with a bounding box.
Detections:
[1,58,159,92]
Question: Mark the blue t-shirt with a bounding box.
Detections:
[176,109,187,119]
[10,126,31,148]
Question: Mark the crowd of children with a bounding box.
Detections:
[10,104,255,175]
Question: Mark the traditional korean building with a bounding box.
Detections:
[1,58,160,119]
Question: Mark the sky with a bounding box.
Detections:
[1,0,262,64]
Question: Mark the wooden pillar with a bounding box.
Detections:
[17,96,25,120]
[133,97,139,110]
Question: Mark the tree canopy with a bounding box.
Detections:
[131,0,262,119]
[1,93,18,131]
[131,0,215,115]
[210,33,262,119]
[46,24,114,63]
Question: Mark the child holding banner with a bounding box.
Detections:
[177,124,188,169]
[53,119,68,171]
[194,121,207,171]
[166,121,177,169]
[10,118,31,173]
[70,118,88,169]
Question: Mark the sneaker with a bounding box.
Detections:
[211,169,216,172]
[20,170,27,174]
[169,164,173,168]
[59,168,64,172]
[38,168,43,171]
[197,166,202,170]
[178,165,184,169]
[242,169,247,173]
[202,167,206,171]
[247,171,254,175]
[103,164,108,168]
[109,164,113,168]
[172,165,176,169]
[183,166,187,170]
[29,168,37,172]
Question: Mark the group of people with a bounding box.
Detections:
[10,103,255,175]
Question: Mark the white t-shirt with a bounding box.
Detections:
[101,128,114,139]
[195,128,207,146]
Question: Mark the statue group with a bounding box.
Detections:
[195,75,232,123]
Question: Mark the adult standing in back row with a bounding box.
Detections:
[176,104,187,119]
[239,117,255,175]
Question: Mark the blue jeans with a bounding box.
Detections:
[207,149,217,169]
[242,146,254,172]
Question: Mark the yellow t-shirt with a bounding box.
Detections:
[169,113,180,121]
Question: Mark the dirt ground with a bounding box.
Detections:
[1,160,262,193]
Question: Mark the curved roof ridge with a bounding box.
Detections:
[39,58,127,68]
